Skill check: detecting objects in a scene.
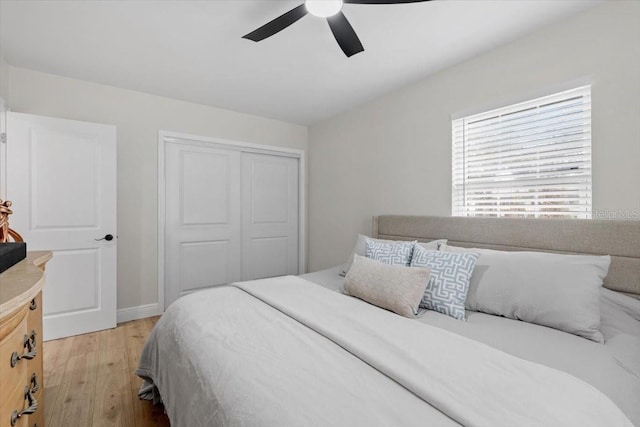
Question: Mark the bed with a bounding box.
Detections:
[137,215,640,426]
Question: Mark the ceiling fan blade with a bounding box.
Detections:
[242,4,308,42]
[344,0,431,4]
[326,11,364,57]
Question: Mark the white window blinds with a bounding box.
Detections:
[452,86,592,219]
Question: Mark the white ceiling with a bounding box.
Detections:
[0,0,600,125]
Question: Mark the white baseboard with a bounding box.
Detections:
[117,303,163,323]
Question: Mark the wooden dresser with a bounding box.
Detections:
[0,251,52,427]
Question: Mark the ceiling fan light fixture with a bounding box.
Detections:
[305,0,343,18]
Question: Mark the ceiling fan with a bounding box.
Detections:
[242,0,431,58]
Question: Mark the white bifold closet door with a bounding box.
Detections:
[164,142,299,308]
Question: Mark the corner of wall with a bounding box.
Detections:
[0,55,8,199]
[0,55,9,110]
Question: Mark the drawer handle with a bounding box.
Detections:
[30,372,39,393]
[10,385,38,426]
[29,298,37,311]
[10,330,37,367]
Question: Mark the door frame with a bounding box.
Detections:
[157,130,306,310]
[0,97,8,199]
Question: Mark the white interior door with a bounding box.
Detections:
[164,142,242,308]
[242,153,299,280]
[5,112,117,341]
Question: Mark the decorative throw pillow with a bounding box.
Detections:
[341,235,446,276]
[344,254,431,318]
[410,245,479,320]
[365,238,416,267]
[440,245,610,342]
[415,240,447,251]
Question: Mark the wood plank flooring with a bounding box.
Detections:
[43,317,171,427]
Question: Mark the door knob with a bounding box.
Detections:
[95,234,114,241]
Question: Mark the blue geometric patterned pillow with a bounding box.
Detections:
[410,245,479,320]
[365,238,416,267]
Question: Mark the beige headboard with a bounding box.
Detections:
[373,215,640,298]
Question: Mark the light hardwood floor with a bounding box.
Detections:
[43,317,171,426]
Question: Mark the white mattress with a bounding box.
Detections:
[300,267,640,426]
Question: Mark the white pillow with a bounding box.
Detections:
[440,245,610,342]
[341,234,446,276]
[344,254,431,318]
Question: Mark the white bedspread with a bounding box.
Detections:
[301,266,640,425]
[137,276,633,427]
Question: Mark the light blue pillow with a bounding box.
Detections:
[365,238,416,267]
[410,245,479,320]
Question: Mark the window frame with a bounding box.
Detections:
[452,86,592,219]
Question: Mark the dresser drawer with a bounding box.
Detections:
[26,293,42,339]
[0,252,51,427]
[25,375,43,427]
[0,317,28,408]
[1,381,31,427]
[0,382,23,427]
[26,292,43,401]
[28,388,44,427]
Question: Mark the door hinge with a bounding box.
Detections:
[0,133,5,144]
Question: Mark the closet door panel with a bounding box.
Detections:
[180,152,231,225]
[250,236,290,279]
[242,153,299,280]
[165,143,242,307]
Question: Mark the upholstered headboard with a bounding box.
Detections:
[373,215,640,298]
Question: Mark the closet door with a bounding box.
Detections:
[164,142,242,308]
[241,153,299,280]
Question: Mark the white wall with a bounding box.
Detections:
[308,1,640,271]
[5,66,308,313]
[0,54,8,104]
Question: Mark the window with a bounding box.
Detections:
[452,86,592,219]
